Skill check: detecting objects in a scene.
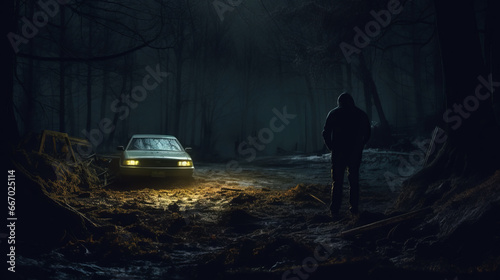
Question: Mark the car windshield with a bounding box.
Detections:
[127,138,182,151]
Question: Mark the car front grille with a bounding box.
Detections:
[137,158,179,167]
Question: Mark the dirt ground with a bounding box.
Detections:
[14,150,497,280]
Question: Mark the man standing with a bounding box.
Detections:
[322,92,371,219]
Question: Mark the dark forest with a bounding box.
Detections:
[2,0,500,279]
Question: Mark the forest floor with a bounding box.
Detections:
[13,149,499,280]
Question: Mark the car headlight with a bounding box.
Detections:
[124,160,139,166]
[177,160,192,167]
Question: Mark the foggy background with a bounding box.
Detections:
[13,0,478,159]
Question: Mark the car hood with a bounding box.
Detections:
[123,150,191,160]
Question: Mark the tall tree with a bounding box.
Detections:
[85,7,93,133]
[238,37,260,145]
[168,0,191,138]
[59,6,66,133]
[400,0,500,201]
[3,0,19,149]
[486,0,500,126]
[433,0,499,172]
[411,6,425,135]
[24,1,36,133]
[358,53,391,144]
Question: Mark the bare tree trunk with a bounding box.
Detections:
[100,70,108,120]
[200,97,214,159]
[359,53,391,145]
[362,80,373,120]
[173,20,186,137]
[433,36,444,113]
[411,2,425,134]
[396,0,500,212]
[191,55,201,147]
[3,0,19,148]
[173,53,183,136]
[163,52,171,134]
[412,42,424,135]
[303,102,308,151]
[358,55,373,120]
[86,63,92,133]
[305,74,319,152]
[67,66,75,135]
[59,7,66,132]
[106,60,128,149]
[239,40,257,145]
[334,63,343,93]
[24,1,35,133]
[122,59,134,140]
[412,0,499,181]
[188,50,200,147]
[486,0,500,126]
[86,18,93,133]
[345,63,352,94]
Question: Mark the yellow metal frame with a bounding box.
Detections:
[38,130,78,163]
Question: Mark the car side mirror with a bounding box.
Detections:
[117,146,125,151]
[184,147,192,153]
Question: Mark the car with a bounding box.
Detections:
[117,134,194,178]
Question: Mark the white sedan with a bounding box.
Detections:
[117,134,194,178]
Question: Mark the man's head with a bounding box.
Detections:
[337,92,355,108]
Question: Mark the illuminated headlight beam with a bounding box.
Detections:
[177,160,192,167]
[124,160,140,166]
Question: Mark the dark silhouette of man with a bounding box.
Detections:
[322,92,371,218]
